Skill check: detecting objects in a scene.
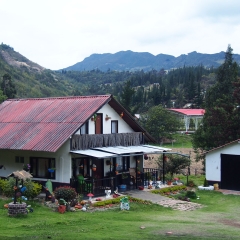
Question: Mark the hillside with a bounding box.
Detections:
[62,50,240,72]
[0,43,73,98]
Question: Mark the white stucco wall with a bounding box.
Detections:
[206,142,240,181]
[0,140,72,184]
[75,103,134,134]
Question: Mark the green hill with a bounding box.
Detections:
[0,43,73,98]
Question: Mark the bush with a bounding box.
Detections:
[151,185,187,195]
[23,180,42,199]
[185,190,197,199]
[1,177,15,197]
[0,179,7,194]
[0,178,42,199]
[54,186,77,202]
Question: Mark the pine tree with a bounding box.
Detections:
[1,73,16,99]
[192,45,239,151]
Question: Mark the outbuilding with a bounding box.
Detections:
[205,139,240,191]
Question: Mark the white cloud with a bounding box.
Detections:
[0,0,240,69]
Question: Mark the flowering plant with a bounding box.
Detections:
[23,163,31,171]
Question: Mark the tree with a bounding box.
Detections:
[156,154,191,180]
[120,80,135,113]
[1,74,16,99]
[140,105,181,143]
[192,45,239,152]
[0,89,7,103]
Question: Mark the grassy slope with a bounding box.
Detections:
[162,133,193,149]
[1,190,240,240]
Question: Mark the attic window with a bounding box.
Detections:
[111,120,118,133]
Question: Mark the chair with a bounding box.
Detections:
[77,175,92,193]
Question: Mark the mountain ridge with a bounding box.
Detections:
[62,50,240,72]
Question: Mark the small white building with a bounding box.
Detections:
[168,109,205,132]
[205,140,240,191]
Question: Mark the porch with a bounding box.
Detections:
[70,168,161,197]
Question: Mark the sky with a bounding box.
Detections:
[1,0,240,70]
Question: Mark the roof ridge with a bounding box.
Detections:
[7,94,111,101]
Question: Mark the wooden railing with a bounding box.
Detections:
[70,168,161,197]
[71,132,143,150]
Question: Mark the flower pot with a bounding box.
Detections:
[48,168,55,173]
[92,167,96,171]
[58,205,66,213]
[167,181,172,185]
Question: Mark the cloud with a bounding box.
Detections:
[0,0,240,69]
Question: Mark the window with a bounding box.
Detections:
[15,156,24,163]
[111,120,118,133]
[30,157,55,179]
[115,156,130,172]
[80,122,89,134]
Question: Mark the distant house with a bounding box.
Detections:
[205,140,240,191]
[0,95,170,196]
[168,109,205,132]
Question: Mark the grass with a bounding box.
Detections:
[163,133,193,148]
[1,187,240,239]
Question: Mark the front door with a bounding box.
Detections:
[95,113,103,134]
[221,154,240,191]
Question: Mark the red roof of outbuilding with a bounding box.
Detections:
[0,95,111,152]
[168,109,205,116]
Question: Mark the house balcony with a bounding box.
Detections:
[71,132,144,150]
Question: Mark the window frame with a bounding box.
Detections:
[80,122,89,135]
[111,120,118,133]
[30,157,56,179]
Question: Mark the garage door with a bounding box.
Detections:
[221,154,240,191]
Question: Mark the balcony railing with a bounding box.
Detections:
[70,168,161,197]
[71,132,143,150]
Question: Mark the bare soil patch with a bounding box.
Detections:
[144,148,204,174]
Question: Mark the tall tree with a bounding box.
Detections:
[120,80,135,113]
[0,89,7,103]
[140,105,180,143]
[1,74,16,99]
[192,45,239,151]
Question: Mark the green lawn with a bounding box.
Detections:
[162,133,193,148]
[1,188,240,240]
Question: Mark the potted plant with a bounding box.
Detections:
[58,198,67,213]
[48,167,56,173]
[121,172,128,184]
[92,164,97,171]
[105,114,111,121]
[137,167,141,174]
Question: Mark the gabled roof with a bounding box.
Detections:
[168,109,205,116]
[205,139,240,154]
[0,95,155,152]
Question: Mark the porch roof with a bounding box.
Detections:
[71,145,171,158]
[70,149,117,158]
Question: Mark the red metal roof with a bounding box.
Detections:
[0,95,111,152]
[168,109,205,116]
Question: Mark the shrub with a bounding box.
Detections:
[1,178,42,199]
[151,185,187,195]
[203,178,208,187]
[1,177,15,197]
[0,179,7,194]
[54,186,77,202]
[185,190,197,199]
[23,180,42,199]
